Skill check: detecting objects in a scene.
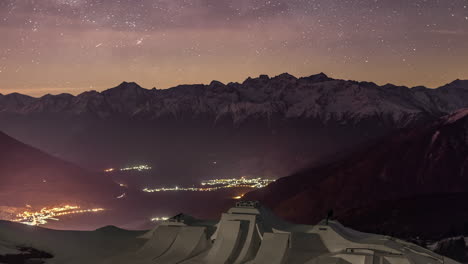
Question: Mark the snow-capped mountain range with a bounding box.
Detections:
[1,73,468,125]
[1,73,468,181]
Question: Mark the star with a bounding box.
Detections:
[0,0,467,95]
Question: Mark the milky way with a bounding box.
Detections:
[0,0,467,95]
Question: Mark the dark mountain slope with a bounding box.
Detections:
[0,131,118,208]
[245,109,468,237]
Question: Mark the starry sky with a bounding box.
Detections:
[0,0,467,96]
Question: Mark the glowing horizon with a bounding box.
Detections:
[1,0,468,96]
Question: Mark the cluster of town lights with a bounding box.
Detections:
[105,164,152,172]
[151,217,170,222]
[201,177,273,188]
[121,165,152,171]
[142,177,275,193]
[13,205,105,226]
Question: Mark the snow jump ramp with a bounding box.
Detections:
[5,201,460,264]
[153,226,209,264]
[183,201,461,264]
[137,225,181,260]
[184,207,262,264]
[246,232,290,264]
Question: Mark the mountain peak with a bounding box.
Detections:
[5,92,33,98]
[115,81,143,90]
[302,72,331,83]
[209,80,225,87]
[3,92,36,104]
[273,72,297,81]
[439,79,468,90]
[450,79,468,85]
[312,72,328,78]
[103,81,147,96]
[258,74,270,80]
[242,74,272,85]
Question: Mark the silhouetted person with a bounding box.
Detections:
[326,209,334,225]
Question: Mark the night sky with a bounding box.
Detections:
[0,0,467,96]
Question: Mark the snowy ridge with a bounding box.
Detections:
[1,73,467,125]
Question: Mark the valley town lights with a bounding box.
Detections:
[13,205,105,226]
[120,165,152,171]
[142,177,275,193]
[104,164,152,172]
[151,217,170,222]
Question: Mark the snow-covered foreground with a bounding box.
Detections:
[0,202,462,264]
[0,221,145,264]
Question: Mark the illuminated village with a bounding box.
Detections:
[150,216,170,222]
[12,205,105,226]
[142,177,275,193]
[120,165,152,171]
[105,164,152,173]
